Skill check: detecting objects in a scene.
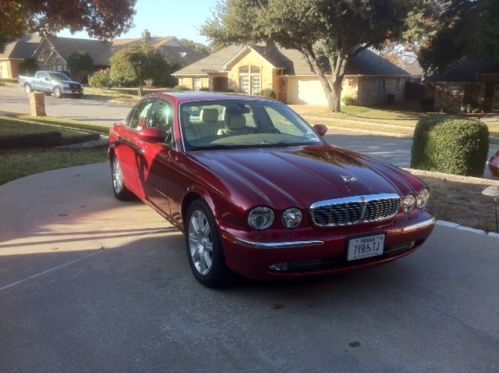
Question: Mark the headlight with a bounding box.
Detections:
[402,194,416,213]
[416,188,430,209]
[248,207,274,230]
[281,208,303,229]
[63,84,70,88]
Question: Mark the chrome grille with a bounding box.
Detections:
[310,194,400,227]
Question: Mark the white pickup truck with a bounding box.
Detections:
[19,71,83,98]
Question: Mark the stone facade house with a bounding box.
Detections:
[173,45,410,106]
[33,31,206,79]
[34,35,111,73]
[0,34,40,79]
[425,60,499,113]
[111,31,206,69]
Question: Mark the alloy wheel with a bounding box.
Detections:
[112,157,124,193]
[188,210,214,275]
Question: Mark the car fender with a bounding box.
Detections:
[184,184,218,219]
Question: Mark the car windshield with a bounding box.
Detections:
[180,100,321,150]
[49,72,71,81]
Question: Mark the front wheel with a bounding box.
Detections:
[185,200,231,287]
[111,156,133,200]
[23,84,32,95]
[53,87,62,98]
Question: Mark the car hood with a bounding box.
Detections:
[189,145,424,209]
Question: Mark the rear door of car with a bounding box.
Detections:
[114,99,154,199]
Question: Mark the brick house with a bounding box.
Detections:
[173,44,410,106]
[0,34,40,79]
[425,60,499,113]
[33,31,206,78]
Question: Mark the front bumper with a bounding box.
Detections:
[220,213,435,279]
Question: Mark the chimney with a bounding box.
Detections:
[142,29,151,41]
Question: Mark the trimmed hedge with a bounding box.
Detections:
[411,117,489,176]
[258,88,276,98]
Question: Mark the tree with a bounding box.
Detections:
[410,0,499,74]
[110,45,173,96]
[18,57,38,75]
[0,0,136,47]
[179,39,211,56]
[67,52,94,82]
[202,0,415,112]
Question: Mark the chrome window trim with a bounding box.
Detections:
[309,193,401,227]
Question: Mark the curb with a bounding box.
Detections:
[405,168,499,186]
[436,220,499,240]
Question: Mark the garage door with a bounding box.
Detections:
[287,77,328,105]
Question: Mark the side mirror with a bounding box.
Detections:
[139,127,167,143]
[313,124,328,137]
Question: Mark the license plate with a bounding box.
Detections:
[347,234,385,261]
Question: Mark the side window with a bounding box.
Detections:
[128,100,153,130]
[148,100,173,132]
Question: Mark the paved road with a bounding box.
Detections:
[1,163,499,372]
[0,85,130,125]
[1,86,497,172]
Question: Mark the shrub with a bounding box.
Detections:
[420,97,434,112]
[173,85,190,92]
[258,88,276,98]
[19,57,38,75]
[342,95,357,105]
[89,69,113,88]
[199,87,211,91]
[411,117,489,176]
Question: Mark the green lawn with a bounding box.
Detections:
[15,115,110,135]
[83,87,169,105]
[293,104,499,141]
[0,117,108,185]
[0,148,107,185]
[0,118,85,138]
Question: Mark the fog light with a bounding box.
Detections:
[269,262,288,272]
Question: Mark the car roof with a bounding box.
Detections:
[147,91,278,104]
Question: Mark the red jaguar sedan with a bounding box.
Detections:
[108,92,435,287]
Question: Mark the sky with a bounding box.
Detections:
[58,0,218,43]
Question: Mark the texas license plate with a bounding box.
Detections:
[347,234,385,261]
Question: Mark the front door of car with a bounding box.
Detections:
[139,99,176,217]
[114,99,154,199]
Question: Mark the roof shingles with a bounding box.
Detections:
[174,45,411,77]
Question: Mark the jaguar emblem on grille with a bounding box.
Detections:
[340,175,357,190]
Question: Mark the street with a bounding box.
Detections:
[0,163,498,372]
[0,86,130,126]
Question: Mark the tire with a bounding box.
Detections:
[185,200,232,287]
[24,84,32,95]
[53,87,63,98]
[111,156,133,200]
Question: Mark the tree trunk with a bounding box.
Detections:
[301,47,348,113]
[330,77,343,112]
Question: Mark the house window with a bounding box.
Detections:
[239,65,262,95]
[193,78,202,91]
[396,78,401,90]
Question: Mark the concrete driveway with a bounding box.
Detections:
[1,163,499,372]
